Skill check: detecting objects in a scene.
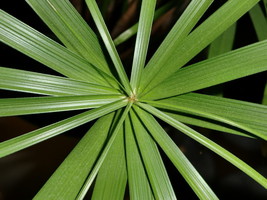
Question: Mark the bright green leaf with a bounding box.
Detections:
[0,95,124,117]
[130,0,156,91]
[125,115,154,200]
[134,106,218,200]
[26,0,112,75]
[249,3,267,41]
[0,9,118,87]
[33,113,114,200]
[138,103,267,189]
[0,99,127,158]
[0,67,119,96]
[85,0,132,94]
[130,110,176,200]
[92,125,127,200]
[140,0,260,96]
[143,40,267,99]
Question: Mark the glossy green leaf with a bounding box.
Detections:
[0,100,127,158]
[134,106,218,200]
[0,95,124,116]
[0,67,118,96]
[143,40,267,99]
[26,0,111,75]
[130,0,156,91]
[130,110,176,200]
[85,0,132,94]
[125,115,154,200]
[114,1,174,46]
[139,0,214,94]
[208,23,236,58]
[34,114,114,200]
[249,3,267,41]
[264,0,267,14]
[143,93,267,139]
[140,0,260,96]
[76,103,132,199]
[138,103,267,189]
[0,9,117,87]
[92,126,127,200]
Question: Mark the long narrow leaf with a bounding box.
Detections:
[142,93,267,139]
[143,40,267,99]
[92,126,127,200]
[249,3,267,41]
[76,103,132,199]
[125,115,154,200]
[114,1,174,46]
[0,9,118,88]
[0,95,124,117]
[149,93,267,137]
[0,67,119,96]
[0,99,127,158]
[26,0,111,75]
[140,0,260,96]
[134,106,218,200]
[130,110,176,200]
[139,0,214,94]
[85,0,132,94]
[130,0,156,91]
[138,103,267,189]
[208,23,236,58]
[34,113,114,200]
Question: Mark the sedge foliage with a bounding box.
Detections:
[0,0,267,199]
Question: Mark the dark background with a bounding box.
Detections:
[0,0,266,199]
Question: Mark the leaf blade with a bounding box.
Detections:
[33,113,114,200]
[143,40,267,99]
[0,95,124,117]
[130,110,176,200]
[134,106,219,200]
[125,115,154,200]
[0,9,117,87]
[0,67,119,96]
[130,0,156,91]
[138,103,267,189]
[85,0,132,94]
[26,0,111,75]
[140,0,260,96]
[0,99,127,158]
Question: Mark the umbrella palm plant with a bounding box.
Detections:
[0,0,267,199]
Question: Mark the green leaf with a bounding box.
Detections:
[249,3,267,41]
[0,67,118,96]
[130,0,156,91]
[0,9,118,87]
[140,0,260,96]
[34,113,114,200]
[130,110,176,200]
[113,1,174,46]
[134,106,218,200]
[85,0,132,94]
[138,103,267,189]
[139,0,214,94]
[76,103,132,199]
[26,0,111,75]
[0,95,124,117]
[208,23,236,58]
[0,99,127,158]
[142,93,267,139]
[92,126,127,200]
[143,40,267,99]
[125,115,154,200]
